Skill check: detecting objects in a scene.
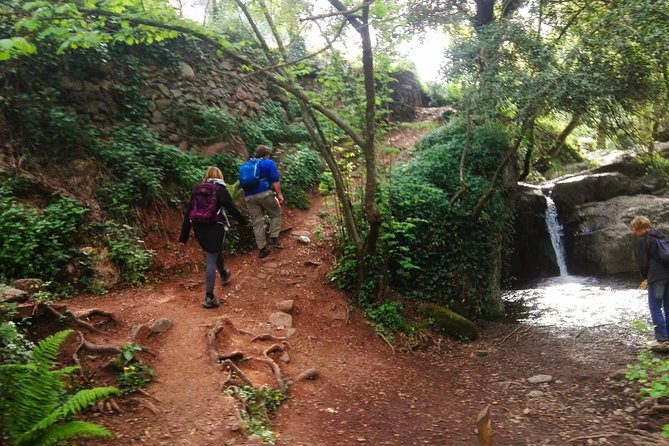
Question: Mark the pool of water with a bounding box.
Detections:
[503,275,648,328]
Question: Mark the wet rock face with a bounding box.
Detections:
[509,186,558,279]
[514,156,669,278]
[551,172,633,209]
[562,194,669,275]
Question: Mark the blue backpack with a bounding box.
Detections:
[239,158,261,191]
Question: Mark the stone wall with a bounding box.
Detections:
[55,51,270,144]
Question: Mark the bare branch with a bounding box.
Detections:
[245,19,347,77]
[449,110,471,206]
[300,4,365,22]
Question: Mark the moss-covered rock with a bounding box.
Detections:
[420,303,478,341]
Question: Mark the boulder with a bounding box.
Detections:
[552,172,633,210]
[562,194,669,275]
[551,160,666,212]
[0,286,29,303]
[12,279,44,296]
[419,303,478,341]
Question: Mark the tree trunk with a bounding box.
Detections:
[548,112,581,157]
[473,0,496,27]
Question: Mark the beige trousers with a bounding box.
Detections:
[245,190,282,249]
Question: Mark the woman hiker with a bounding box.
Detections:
[630,216,669,343]
[180,166,248,309]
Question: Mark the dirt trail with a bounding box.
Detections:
[63,112,664,446]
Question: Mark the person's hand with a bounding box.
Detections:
[276,194,284,206]
[640,279,648,290]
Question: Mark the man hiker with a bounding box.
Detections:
[240,145,284,258]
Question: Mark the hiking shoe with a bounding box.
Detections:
[258,247,270,258]
[202,296,220,309]
[268,237,283,249]
[220,269,231,286]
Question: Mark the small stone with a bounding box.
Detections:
[132,324,153,342]
[527,390,545,398]
[150,318,173,333]
[475,350,489,357]
[297,235,311,244]
[277,300,294,314]
[624,406,636,413]
[245,434,263,445]
[522,408,531,415]
[527,374,552,384]
[269,312,292,328]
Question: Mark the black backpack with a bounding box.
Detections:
[656,237,669,266]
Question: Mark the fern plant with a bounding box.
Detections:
[0,329,120,446]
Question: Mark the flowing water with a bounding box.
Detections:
[504,275,647,330]
[544,194,568,277]
[503,187,650,346]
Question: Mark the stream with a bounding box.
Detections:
[504,185,652,348]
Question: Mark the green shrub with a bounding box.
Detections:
[0,188,88,287]
[318,172,335,195]
[0,301,34,365]
[281,147,323,209]
[238,100,311,150]
[102,223,153,285]
[225,384,287,444]
[177,106,237,143]
[389,122,512,316]
[426,81,462,107]
[331,121,513,317]
[9,91,94,160]
[627,347,669,438]
[364,301,405,340]
[94,125,202,218]
[113,343,154,393]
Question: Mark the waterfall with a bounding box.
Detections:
[544,193,569,277]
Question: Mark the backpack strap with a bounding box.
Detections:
[644,237,650,272]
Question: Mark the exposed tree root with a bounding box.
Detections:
[93,397,123,414]
[641,403,669,415]
[209,318,291,399]
[567,428,669,445]
[377,332,395,354]
[42,304,101,333]
[251,334,287,343]
[35,303,117,333]
[220,359,253,386]
[130,397,161,414]
[137,388,162,403]
[77,308,119,324]
[72,331,122,382]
